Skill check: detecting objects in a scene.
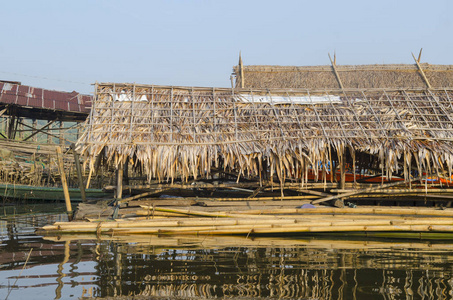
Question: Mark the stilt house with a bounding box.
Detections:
[76,56,453,204]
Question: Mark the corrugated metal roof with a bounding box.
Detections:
[0,82,92,114]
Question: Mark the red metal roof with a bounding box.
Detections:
[0,82,92,114]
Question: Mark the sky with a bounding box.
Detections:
[1,0,452,94]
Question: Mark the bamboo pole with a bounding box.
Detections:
[331,188,453,194]
[116,162,123,200]
[311,175,425,205]
[328,53,344,89]
[412,52,432,89]
[140,206,268,218]
[233,207,453,217]
[40,219,453,236]
[117,188,171,205]
[112,161,124,219]
[102,182,375,191]
[56,146,72,220]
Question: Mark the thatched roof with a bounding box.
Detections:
[77,83,453,184]
[233,63,453,89]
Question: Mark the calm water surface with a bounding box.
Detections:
[1,203,453,299]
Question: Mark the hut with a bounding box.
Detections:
[37,56,453,237]
[77,59,453,206]
[0,81,100,202]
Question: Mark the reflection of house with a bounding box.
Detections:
[89,239,453,299]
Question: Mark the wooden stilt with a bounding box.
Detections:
[7,114,16,139]
[59,121,64,145]
[112,161,124,219]
[339,149,346,208]
[18,118,24,140]
[117,162,124,200]
[32,119,37,142]
[340,153,346,191]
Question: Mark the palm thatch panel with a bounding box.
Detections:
[234,64,453,89]
[77,83,453,185]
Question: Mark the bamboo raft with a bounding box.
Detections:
[38,201,453,239]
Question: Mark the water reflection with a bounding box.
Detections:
[1,208,453,299]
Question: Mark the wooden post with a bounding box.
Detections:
[1,111,6,138]
[47,121,52,144]
[117,162,124,200]
[112,161,123,219]
[56,146,73,220]
[59,121,64,145]
[71,143,86,203]
[46,121,52,186]
[32,119,37,142]
[340,151,346,190]
[18,118,24,140]
[7,115,16,139]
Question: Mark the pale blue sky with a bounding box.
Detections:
[1,0,451,94]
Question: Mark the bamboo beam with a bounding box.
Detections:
[331,188,453,194]
[234,207,453,217]
[412,52,432,89]
[328,53,344,89]
[0,107,7,118]
[22,120,55,142]
[103,181,347,191]
[118,188,171,205]
[311,175,425,205]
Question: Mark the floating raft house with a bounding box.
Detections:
[39,57,453,238]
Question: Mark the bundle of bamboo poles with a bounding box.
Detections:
[39,206,453,238]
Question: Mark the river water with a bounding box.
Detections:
[1,204,453,299]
